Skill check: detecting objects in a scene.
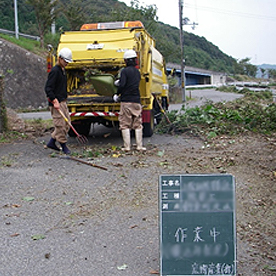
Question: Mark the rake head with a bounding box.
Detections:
[56,108,88,144]
[76,134,88,144]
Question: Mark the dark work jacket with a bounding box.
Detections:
[117,65,141,104]
[45,65,67,106]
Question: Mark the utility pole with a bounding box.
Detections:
[51,21,56,34]
[14,0,19,39]
[51,0,56,34]
[179,0,186,102]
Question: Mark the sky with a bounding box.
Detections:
[120,0,276,65]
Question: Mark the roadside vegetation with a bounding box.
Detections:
[1,88,275,145]
[0,33,44,56]
[0,111,53,143]
[0,33,57,58]
[157,88,276,139]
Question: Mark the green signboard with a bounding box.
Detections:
[159,174,236,276]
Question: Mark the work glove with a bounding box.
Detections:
[114,79,120,87]
[113,94,120,102]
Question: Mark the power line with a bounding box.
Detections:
[185,3,276,21]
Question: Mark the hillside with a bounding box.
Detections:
[0,0,237,73]
[259,64,276,70]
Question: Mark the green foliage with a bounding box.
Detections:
[0,131,27,143]
[0,76,7,132]
[268,69,276,80]
[59,0,88,30]
[44,32,60,51]
[156,91,276,137]
[234,57,257,77]
[216,86,239,93]
[25,0,58,47]
[0,33,41,53]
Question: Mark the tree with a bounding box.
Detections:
[235,57,257,77]
[25,0,58,48]
[268,69,276,80]
[260,68,266,79]
[127,0,158,33]
[62,0,86,30]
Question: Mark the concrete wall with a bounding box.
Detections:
[0,38,48,110]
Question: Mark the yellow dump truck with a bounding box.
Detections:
[48,20,169,137]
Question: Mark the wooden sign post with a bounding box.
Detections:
[159,174,237,276]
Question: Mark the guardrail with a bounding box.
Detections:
[0,28,40,41]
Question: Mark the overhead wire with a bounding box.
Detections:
[185,3,276,21]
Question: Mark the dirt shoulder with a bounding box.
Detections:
[0,122,275,275]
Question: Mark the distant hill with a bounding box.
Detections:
[258,64,276,70]
[0,0,237,74]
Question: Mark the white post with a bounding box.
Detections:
[14,0,19,39]
[51,1,56,34]
[51,21,56,34]
[179,0,186,102]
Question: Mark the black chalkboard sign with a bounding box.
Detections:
[159,174,236,276]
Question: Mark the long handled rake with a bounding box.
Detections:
[152,93,171,124]
[60,155,107,171]
[57,108,88,144]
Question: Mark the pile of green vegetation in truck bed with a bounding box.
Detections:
[156,89,276,138]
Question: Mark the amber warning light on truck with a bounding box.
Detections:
[80,21,144,31]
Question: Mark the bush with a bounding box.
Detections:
[216,86,239,93]
[156,90,276,137]
[44,33,61,53]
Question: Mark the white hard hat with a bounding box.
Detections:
[59,47,73,63]
[123,49,137,59]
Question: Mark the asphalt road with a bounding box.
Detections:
[168,88,243,111]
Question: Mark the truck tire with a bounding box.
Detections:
[69,120,91,137]
[143,110,154,137]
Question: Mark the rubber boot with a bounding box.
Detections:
[60,143,71,155]
[121,129,131,151]
[135,128,146,151]
[47,138,60,151]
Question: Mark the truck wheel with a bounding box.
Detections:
[69,120,91,137]
[143,111,154,137]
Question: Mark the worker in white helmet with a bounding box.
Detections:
[45,47,73,154]
[113,49,146,151]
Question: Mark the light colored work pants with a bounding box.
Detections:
[50,101,70,144]
[119,102,143,130]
